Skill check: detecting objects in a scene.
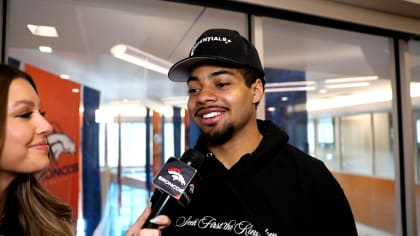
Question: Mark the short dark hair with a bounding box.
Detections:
[238,67,265,90]
[238,67,265,107]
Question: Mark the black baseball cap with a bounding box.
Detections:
[168,28,265,82]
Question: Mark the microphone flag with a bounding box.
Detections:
[152,157,197,200]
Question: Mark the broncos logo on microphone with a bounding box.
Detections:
[47,132,76,161]
[168,167,186,186]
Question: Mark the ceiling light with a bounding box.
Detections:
[265,81,316,93]
[306,82,420,112]
[325,82,370,89]
[27,24,58,37]
[266,81,316,87]
[39,46,52,53]
[267,107,276,112]
[265,86,316,93]
[60,74,70,79]
[307,89,392,112]
[110,44,171,75]
[324,76,378,84]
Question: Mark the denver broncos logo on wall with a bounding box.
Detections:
[47,122,76,161]
[48,133,76,160]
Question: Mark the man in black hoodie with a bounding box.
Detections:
[126,28,358,236]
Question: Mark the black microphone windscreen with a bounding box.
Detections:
[179,149,205,169]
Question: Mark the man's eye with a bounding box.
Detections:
[40,111,46,116]
[217,83,230,88]
[188,88,200,95]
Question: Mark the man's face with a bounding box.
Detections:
[187,65,263,145]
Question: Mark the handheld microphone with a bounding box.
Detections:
[142,149,204,229]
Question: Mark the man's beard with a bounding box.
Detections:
[202,123,234,146]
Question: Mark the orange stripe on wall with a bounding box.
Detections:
[152,110,163,177]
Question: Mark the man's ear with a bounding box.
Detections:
[252,78,264,104]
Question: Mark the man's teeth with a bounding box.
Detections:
[202,112,220,119]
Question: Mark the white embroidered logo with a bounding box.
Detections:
[190,36,233,56]
[175,215,277,236]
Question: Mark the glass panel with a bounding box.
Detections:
[341,114,373,175]
[373,112,394,179]
[164,122,175,162]
[263,17,396,235]
[312,116,340,171]
[99,122,146,168]
[409,39,420,235]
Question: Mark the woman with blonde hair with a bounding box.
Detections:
[0,64,74,236]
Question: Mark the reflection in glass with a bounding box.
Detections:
[341,114,373,175]
[263,16,396,234]
[314,117,340,171]
[409,39,420,236]
[373,113,394,179]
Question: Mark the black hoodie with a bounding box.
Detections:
[160,120,358,236]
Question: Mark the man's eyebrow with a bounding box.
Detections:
[187,76,198,83]
[210,70,234,77]
[187,69,234,83]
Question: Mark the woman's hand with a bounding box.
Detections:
[125,206,171,236]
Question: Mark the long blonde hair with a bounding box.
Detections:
[0,64,74,236]
[7,175,75,236]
